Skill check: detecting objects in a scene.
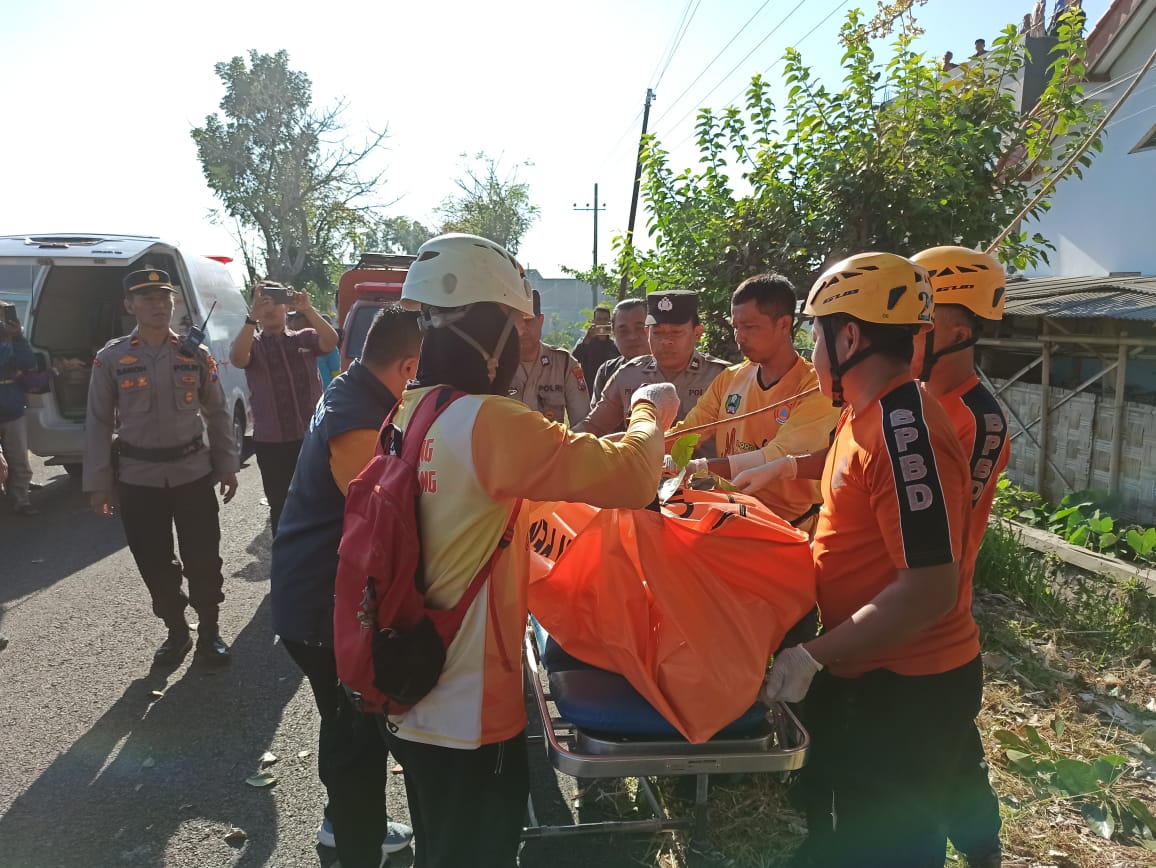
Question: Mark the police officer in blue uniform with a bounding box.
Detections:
[84,268,239,666]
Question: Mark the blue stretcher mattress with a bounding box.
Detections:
[531,618,767,739]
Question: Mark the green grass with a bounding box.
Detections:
[975,520,1156,662]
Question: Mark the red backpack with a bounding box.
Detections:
[334,387,522,715]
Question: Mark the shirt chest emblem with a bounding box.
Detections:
[725,393,741,415]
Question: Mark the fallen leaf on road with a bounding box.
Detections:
[259,751,277,766]
[245,772,277,788]
[141,757,155,769]
[224,828,247,846]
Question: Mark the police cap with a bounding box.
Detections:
[124,268,177,294]
[645,290,698,326]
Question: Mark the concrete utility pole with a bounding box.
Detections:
[572,183,606,271]
[573,184,606,308]
[619,88,655,300]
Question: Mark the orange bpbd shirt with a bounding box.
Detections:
[935,373,1011,566]
[812,376,977,677]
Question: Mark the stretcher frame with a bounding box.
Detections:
[521,627,810,848]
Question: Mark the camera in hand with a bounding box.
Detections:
[260,283,293,305]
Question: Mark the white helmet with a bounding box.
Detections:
[401,233,534,316]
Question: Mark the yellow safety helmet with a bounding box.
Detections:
[805,252,932,407]
[911,246,1006,321]
[804,252,933,330]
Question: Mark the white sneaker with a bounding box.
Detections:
[317,817,414,856]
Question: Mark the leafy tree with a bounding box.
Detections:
[360,216,436,255]
[192,50,388,291]
[437,153,539,254]
[624,10,1099,354]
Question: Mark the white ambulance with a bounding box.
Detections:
[0,233,252,477]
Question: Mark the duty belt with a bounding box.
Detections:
[115,437,204,463]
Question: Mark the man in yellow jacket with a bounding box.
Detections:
[669,273,840,532]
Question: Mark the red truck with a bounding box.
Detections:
[336,252,415,369]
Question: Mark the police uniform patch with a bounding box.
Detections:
[657,296,674,312]
[725,393,741,415]
[118,355,138,365]
[93,358,103,368]
[136,376,149,388]
[119,378,134,390]
[181,375,196,386]
[572,366,587,392]
[540,354,551,367]
[689,357,701,371]
[184,391,195,404]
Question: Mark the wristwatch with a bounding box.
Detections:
[245,317,259,326]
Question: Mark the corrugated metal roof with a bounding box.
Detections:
[1005,274,1156,321]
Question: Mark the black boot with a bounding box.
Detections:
[194,626,231,666]
[154,625,193,666]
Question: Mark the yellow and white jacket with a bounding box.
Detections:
[386,387,662,749]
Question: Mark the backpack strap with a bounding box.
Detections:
[446,499,524,621]
[378,387,465,459]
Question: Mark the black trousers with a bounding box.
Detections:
[792,655,993,868]
[383,727,528,868]
[117,474,224,633]
[283,639,389,868]
[253,439,303,535]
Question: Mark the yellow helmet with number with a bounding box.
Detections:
[804,252,933,331]
[911,246,1006,321]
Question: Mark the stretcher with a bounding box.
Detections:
[522,617,810,849]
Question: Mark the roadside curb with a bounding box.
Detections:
[998,518,1156,592]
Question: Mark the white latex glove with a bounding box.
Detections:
[631,383,680,432]
[684,458,708,477]
[760,645,823,704]
[732,455,798,494]
[663,455,708,478]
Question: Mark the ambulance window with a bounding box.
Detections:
[0,265,37,323]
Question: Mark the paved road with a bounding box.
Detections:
[0,457,670,868]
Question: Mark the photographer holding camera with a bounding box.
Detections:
[0,304,38,515]
[571,304,619,384]
[230,281,339,535]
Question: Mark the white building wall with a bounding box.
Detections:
[1027,12,1156,277]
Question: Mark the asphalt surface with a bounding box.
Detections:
[0,455,674,868]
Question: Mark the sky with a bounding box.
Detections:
[0,0,1111,284]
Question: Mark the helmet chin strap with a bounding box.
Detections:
[418,303,517,385]
[821,318,877,409]
[918,332,978,381]
[449,312,516,385]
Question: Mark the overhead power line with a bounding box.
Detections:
[647,0,698,88]
[652,0,775,124]
[664,0,852,150]
[655,0,703,90]
[655,0,814,139]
